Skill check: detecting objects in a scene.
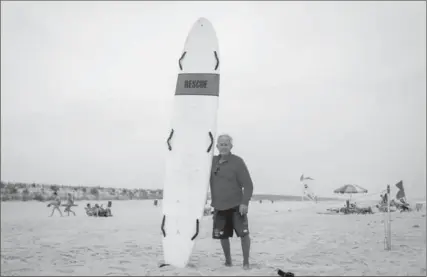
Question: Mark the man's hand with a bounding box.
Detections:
[239,204,248,216]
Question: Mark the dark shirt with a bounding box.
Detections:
[210,153,254,210]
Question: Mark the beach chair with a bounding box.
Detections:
[357,206,374,214]
[326,208,340,213]
[394,201,411,212]
[351,203,374,214]
[376,203,396,213]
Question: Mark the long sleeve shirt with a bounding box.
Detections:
[210,153,254,210]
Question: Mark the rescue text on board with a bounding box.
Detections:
[184,80,208,89]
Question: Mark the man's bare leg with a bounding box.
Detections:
[56,207,63,217]
[220,238,232,266]
[49,207,62,217]
[241,235,251,269]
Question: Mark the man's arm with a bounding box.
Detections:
[209,156,217,204]
[237,158,253,206]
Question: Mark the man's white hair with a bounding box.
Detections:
[217,133,233,145]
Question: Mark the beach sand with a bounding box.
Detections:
[1,200,425,276]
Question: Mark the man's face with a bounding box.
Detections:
[216,136,232,155]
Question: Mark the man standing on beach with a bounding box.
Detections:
[210,134,254,270]
[63,192,76,216]
[48,191,63,217]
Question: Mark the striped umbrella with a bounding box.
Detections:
[334,184,368,200]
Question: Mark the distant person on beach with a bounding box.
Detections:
[381,194,388,204]
[98,201,112,217]
[210,134,254,270]
[63,193,76,216]
[93,204,101,216]
[48,191,63,217]
[85,203,94,216]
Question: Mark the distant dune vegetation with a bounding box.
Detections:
[0,181,162,202]
[0,181,339,202]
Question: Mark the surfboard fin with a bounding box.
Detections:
[207,131,214,153]
[191,219,200,240]
[167,129,174,151]
[178,52,187,70]
[161,215,166,237]
[214,51,219,70]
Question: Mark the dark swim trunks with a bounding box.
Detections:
[212,206,249,239]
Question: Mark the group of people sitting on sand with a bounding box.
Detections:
[85,201,113,217]
[339,200,373,214]
[329,194,413,215]
[327,200,373,215]
[376,194,411,212]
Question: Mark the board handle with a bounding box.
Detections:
[167,129,174,151]
[178,52,187,70]
[214,51,219,70]
[207,131,213,153]
[191,219,200,241]
[161,215,166,237]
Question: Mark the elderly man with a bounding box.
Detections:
[210,134,254,269]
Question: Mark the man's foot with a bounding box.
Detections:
[225,260,232,267]
[243,263,250,270]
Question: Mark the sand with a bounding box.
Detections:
[1,200,425,276]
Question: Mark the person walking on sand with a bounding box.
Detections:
[48,191,63,217]
[64,193,76,216]
[210,134,254,270]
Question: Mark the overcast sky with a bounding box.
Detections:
[1,1,425,199]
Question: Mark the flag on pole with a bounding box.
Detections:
[395,180,405,200]
[300,174,314,181]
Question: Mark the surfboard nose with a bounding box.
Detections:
[198,17,213,27]
[190,18,216,37]
[181,18,220,73]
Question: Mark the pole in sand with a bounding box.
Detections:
[386,184,391,250]
[301,181,304,202]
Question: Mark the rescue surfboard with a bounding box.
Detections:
[161,17,220,268]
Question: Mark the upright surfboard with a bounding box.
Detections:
[161,18,220,268]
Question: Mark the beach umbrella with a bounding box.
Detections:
[333,184,368,200]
